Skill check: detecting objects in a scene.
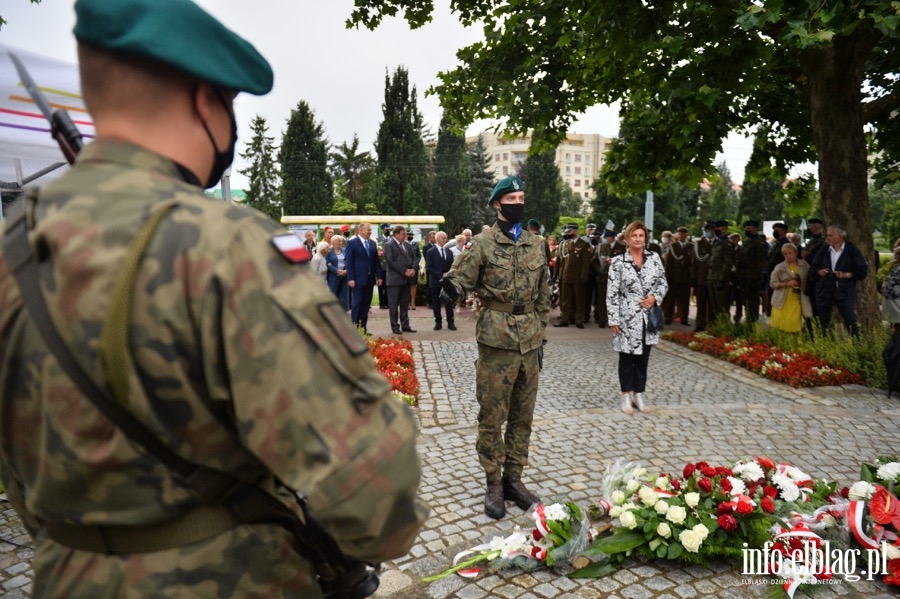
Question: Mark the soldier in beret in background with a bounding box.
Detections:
[0,0,427,596]
[735,220,769,324]
[441,175,550,520]
[690,221,716,331]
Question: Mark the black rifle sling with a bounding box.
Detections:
[1,196,340,569]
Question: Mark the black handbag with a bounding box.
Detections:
[647,304,664,334]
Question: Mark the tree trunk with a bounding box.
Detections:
[803,33,880,330]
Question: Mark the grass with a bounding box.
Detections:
[705,315,891,389]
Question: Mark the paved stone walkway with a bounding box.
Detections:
[2,307,899,598]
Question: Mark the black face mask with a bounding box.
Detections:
[745,229,753,236]
[198,86,237,189]
[772,230,781,239]
[498,203,525,224]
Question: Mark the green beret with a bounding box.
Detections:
[743,219,760,227]
[488,175,524,206]
[74,0,273,95]
[526,219,541,228]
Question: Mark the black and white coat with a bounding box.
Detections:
[607,250,669,354]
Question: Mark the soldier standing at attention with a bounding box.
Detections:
[0,1,427,596]
[594,229,619,328]
[707,220,736,324]
[735,220,770,324]
[690,222,715,331]
[441,175,550,519]
[662,226,693,326]
[554,223,592,328]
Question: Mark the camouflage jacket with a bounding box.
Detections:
[446,224,550,352]
[708,236,735,282]
[0,140,427,598]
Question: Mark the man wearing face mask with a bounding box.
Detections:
[0,0,428,595]
[441,175,550,519]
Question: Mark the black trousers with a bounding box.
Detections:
[618,346,652,393]
[429,287,454,325]
[817,288,859,336]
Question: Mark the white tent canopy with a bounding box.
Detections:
[0,43,94,193]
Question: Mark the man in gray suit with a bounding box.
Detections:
[383,225,419,334]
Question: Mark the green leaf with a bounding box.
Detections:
[568,560,620,578]
[582,529,647,556]
[667,542,684,560]
[656,543,668,558]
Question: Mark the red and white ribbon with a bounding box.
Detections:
[848,500,883,551]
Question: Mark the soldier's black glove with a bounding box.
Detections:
[440,278,459,306]
[538,339,547,371]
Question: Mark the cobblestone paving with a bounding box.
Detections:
[2,310,898,598]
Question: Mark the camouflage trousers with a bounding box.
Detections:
[475,343,540,483]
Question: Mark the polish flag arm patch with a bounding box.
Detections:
[271,234,312,263]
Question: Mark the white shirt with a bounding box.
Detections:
[829,244,844,271]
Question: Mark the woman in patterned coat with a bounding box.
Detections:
[607,221,669,414]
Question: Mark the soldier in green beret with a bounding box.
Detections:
[441,175,550,519]
[0,0,427,596]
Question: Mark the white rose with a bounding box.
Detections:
[666,505,687,525]
[626,479,640,493]
[655,476,669,489]
[609,505,623,518]
[679,529,703,553]
[619,510,638,530]
[654,500,669,514]
[611,490,626,505]
[656,522,672,538]
[684,492,700,508]
[633,467,647,477]
[639,486,658,506]
[848,481,876,501]
[692,523,710,540]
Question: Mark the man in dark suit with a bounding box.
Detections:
[809,225,868,336]
[383,225,419,334]
[426,231,456,330]
[376,223,392,309]
[344,221,383,334]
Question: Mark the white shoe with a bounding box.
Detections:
[633,393,650,413]
[621,392,633,414]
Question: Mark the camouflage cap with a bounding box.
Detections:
[488,175,524,206]
[74,0,273,95]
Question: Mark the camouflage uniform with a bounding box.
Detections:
[707,234,735,322]
[0,141,428,598]
[444,224,550,482]
[735,233,769,323]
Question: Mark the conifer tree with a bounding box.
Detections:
[430,114,470,234]
[279,101,333,216]
[238,115,282,221]
[467,134,495,229]
[372,67,429,215]
[519,142,561,233]
[329,133,374,214]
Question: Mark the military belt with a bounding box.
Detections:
[481,299,535,315]
[45,504,239,554]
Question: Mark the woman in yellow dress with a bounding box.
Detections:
[769,243,812,332]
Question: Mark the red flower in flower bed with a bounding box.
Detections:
[663,332,864,388]
[368,337,420,398]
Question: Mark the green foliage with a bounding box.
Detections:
[558,181,584,217]
[519,143,561,233]
[431,114,471,233]
[882,194,900,246]
[467,134,496,230]
[372,67,429,215]
[589,183,644,234]
[329,133,375,214]
[708,317,891,389]
[238,115,282,221]
[278,101,333,216]
[698,163,739,223]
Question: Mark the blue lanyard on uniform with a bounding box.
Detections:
[511,223,521,242]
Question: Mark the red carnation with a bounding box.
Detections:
[763,485,778,499]
[700,466,718,478]
[840,486,850,498]
[698,478,713,493]
[718,514,737,531]
[716,466,733,477]
[720,478,733,492]
[761,497,775,513]
[671,478,682,491]
[683,464,696,478]
[717,502,733,515]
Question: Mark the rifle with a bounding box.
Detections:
[9,52,84,164]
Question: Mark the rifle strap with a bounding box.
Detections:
[1,195,329,559]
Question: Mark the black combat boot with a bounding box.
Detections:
[484,480,505,519]
[502,475,541,510]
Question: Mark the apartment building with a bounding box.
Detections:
[467,131,614,203]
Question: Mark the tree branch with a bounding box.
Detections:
[863,89,900,124]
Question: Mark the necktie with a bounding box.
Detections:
[366,239,373,256]
[400,241,407,256]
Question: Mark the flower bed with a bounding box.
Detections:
[368,336,419,405]
[663,331,864,387]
